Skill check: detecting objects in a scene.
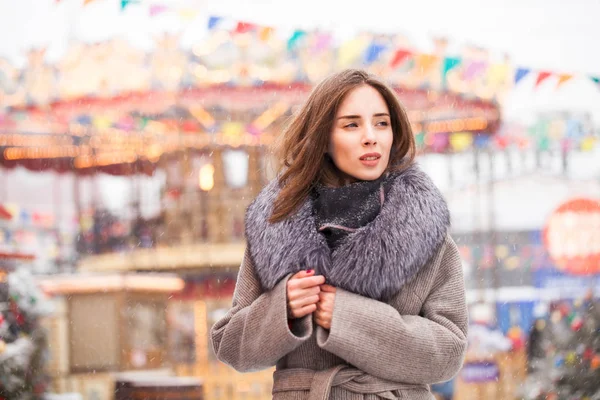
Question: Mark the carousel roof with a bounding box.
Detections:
[0,84,501,176]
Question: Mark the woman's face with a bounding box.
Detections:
[328,84,393,182]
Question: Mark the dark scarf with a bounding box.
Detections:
[244,163,450,301]
[312,174,394,250]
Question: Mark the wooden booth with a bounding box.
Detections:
[38,273,190,400]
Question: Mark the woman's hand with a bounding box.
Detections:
[286,270,325,319]
[315,284,336,330]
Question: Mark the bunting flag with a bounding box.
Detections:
[486,63,510,85]
[463,60,486,81]
[235,22,257,34]
[179,9,198,22]
[287,30,307,51]
[415,54,438,73]
[535,71,552,87]
[9,11,600,100]
[83,0,97,5]
[149,4,168,17]
[259,27,274,42]
[194,15,600,95]
[208,16,222,30]
[313,33,332,53]
[337,37,369,68]
[556,74,573,89]
[390,49,412,69]
[514,68,530,84]
[364,42,386,64]
[121,0,139,10]
[442,57,461,80]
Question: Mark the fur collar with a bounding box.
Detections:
[244,163,450,301]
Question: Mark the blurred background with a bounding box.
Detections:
[0,0,599,399]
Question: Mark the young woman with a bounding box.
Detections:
[211,69,468,400]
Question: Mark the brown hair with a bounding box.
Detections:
[269,69,415,223]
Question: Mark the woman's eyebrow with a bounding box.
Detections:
[337,113,389,120]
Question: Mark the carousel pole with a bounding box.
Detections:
[91,133,101,254]
[73,168,83,258]
[53,171,63,272]
[92,171,101,254]
[473,144,484,303]
[447,150,454,188]
[0,166,6,203]
[129,159,139,250]
[136,160,142,246]
[488,146,499,309]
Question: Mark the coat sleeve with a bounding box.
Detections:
[210,248,313,372]
[316,235,468,384]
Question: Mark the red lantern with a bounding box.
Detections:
[543,198,600,275]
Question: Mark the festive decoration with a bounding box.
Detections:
[120,0,139,11]
[556,74,573,88]
[149,4,168,17]
[535,71,552,87]
[390,49,412,69]
[515,68,530,84]
[463,60,486,81]
[258,27,274,42]
[0,83,501,176]
[3,18,600,110]
[0,269,53,399]
[234,21,256,35]
[207,16,222,30]
[363,42,386,64]
[543,198,600,275]
[415,54,438,74]
[287,30,307,51]
[442,57,461,83]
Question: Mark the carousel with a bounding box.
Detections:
[0,26,504,400]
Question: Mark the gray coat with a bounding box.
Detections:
[211,164,468,399]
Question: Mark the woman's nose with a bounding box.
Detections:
[362,126,377,145]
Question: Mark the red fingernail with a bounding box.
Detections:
[306,269,313,273]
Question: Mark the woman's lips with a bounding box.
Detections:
[359,153,381,167]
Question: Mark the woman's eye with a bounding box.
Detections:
[376,121,389,127]
[344,122,358,128]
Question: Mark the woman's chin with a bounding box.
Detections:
[348,169,385,182]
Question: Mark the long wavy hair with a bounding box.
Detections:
[269,69,416,223]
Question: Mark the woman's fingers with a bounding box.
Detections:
[291,269,314,279]
[288,285,320,301]
[320,284,336,293]
[289,275,326,290]
[289,294,320,311]
[291,303,317,319]
[287,270,327,319]
[314,314,331,330]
